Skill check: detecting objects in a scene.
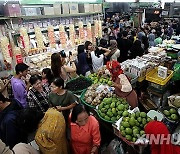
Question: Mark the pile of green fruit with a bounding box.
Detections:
[120,112,152,142]
[162,108,179,121]
[88,73,112,86]
[98,97,129,123]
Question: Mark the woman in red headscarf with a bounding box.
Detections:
[145,120,180,154]
[106,60,138,109]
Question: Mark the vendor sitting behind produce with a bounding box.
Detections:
[106,60,138,109]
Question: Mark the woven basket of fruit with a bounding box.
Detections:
[159,106,179,132]
[66,76,92,95]
[115,111,152,144]
[80,89,96,108]
[97,97,129,123]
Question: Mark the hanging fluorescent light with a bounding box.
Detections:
[139,0,158,2]
[105,0,136,2]
[42,0,97,2]
[161,0,174,2]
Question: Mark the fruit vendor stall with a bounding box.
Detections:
[65,62,180,154]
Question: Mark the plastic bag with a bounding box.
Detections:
[101,138,124,154]
[168,93,180,108]
[172,63,180,81]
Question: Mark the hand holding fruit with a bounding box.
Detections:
[112,82,122,90]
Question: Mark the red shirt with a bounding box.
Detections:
[70,115,101,154]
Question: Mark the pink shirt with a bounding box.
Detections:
[70,115,101,154]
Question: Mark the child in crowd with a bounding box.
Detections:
[42,68,54,86]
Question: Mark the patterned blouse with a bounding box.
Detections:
[27,85,50,112]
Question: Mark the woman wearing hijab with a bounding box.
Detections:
[108,40,120,61]
[106,60,138,109]
[76,45,90,76]
[145,120,180,154]
[17,108,68,154]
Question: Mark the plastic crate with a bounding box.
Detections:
[148,81,170,91]
[146,68,173,86]
[125,72,138,87]
[138,76,146,82]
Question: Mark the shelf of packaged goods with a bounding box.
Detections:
[12,23,94,38]
[9,12,102,20]
[0,12,102,20]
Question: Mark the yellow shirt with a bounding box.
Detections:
[35,108,68,154]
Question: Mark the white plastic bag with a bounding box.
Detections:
[101,138,124,154]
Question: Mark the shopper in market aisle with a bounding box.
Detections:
[161,28,169,40]
[11,63,30,108]
[109,40,120,61]
[145,120,180,154]
[129,30,137,43]
[17,108,68,154]
[84,41,94,71]
[51,52,76,82]
[154,31,163,46]
[76,45,90,76]
[102,28,109,42]
[106,60,138,109]
[49,77,78,122]
[176,22,180,36]
[99,38,109,49]
[168,24,174,39]
[70,104,101,154]
[42,68,54,86]
[141,36,149,54]
[148,29,156,47]
[117,31,133,62]
[91,46,111,72]
[109,24,116,40]
[0,93,25,149]
[137,27,146,41]
[130,40,144,59]
[27,75,50,113]
[113,25,120,39]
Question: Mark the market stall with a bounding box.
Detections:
[63,43,180,153]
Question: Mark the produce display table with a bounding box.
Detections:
[74,65,179,154]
